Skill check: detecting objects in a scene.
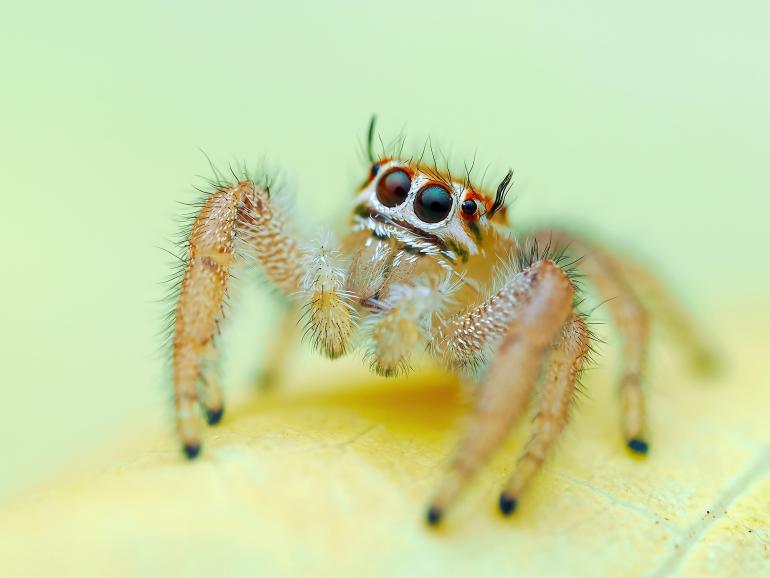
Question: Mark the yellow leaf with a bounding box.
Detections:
[0,312,768,578]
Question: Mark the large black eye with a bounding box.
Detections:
[376,168,411,207]
[414,185,453,223]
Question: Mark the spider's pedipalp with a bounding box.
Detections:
[300,235,357,359]
[500,313,590,513]
[367,280,449,377]
[427,259,576,523]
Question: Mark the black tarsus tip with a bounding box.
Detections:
[206,406,224,426]
[183,443,201,460]
[499,493,518,516]
[627,438,649,455]
[426,507,443,527]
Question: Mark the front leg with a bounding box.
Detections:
[172,179,307,458]
[500,313,590,514]
[427,260,576,525]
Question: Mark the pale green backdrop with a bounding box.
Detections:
[0,1,768,500]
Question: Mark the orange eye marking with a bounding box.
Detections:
[483,197,507,220]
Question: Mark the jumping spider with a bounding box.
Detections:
[169,119,709,526]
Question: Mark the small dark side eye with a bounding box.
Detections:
[414,185,453,223]
[370,162,381,178]
[376,168,412,207]
[461,200,477,216]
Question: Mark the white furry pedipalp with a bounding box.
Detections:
[299,234,357,358]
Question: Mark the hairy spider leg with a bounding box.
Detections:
[620,257,718,374]
[173,180,305,458]
[499,313,590,514]
[427,259,575,525]
[256,304,301,390]
[199,341,224,425]
[536,230,651,454]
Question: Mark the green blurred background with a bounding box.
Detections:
[1,1,768,500]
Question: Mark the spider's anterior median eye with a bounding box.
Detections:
[376,168,412,207]
[414,185,453,224]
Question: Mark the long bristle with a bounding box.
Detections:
[488,169,513,218]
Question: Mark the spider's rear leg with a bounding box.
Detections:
[427,260,575,525]
[610,285,649,454]
[172,179,305,458]
[536,231,653,454]
[620,257,718,375]
[255,304,299,390]
[500,313,590,514]
[199,342,224,424]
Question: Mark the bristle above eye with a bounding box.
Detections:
[367,115,377,163]
[488,169,513,218]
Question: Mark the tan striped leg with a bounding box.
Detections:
[427,260,575,525]
[172,179,304,458]
[256,304,299,390]
[499,313,590,515]
[620,258,718,374]
[536,230,651,454]
[199,342,224,425]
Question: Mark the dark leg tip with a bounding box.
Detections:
[206,406,224,426]
[183,443,201,460]
[627,438,649,455]
[426,507,443,527]
[499,493,518,516]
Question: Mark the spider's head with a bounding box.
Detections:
[353,157,512,259]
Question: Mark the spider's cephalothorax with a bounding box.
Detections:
[168,121,710,526]
[344,157,512,340]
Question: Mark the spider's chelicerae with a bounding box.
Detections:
[169,120,710,526]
